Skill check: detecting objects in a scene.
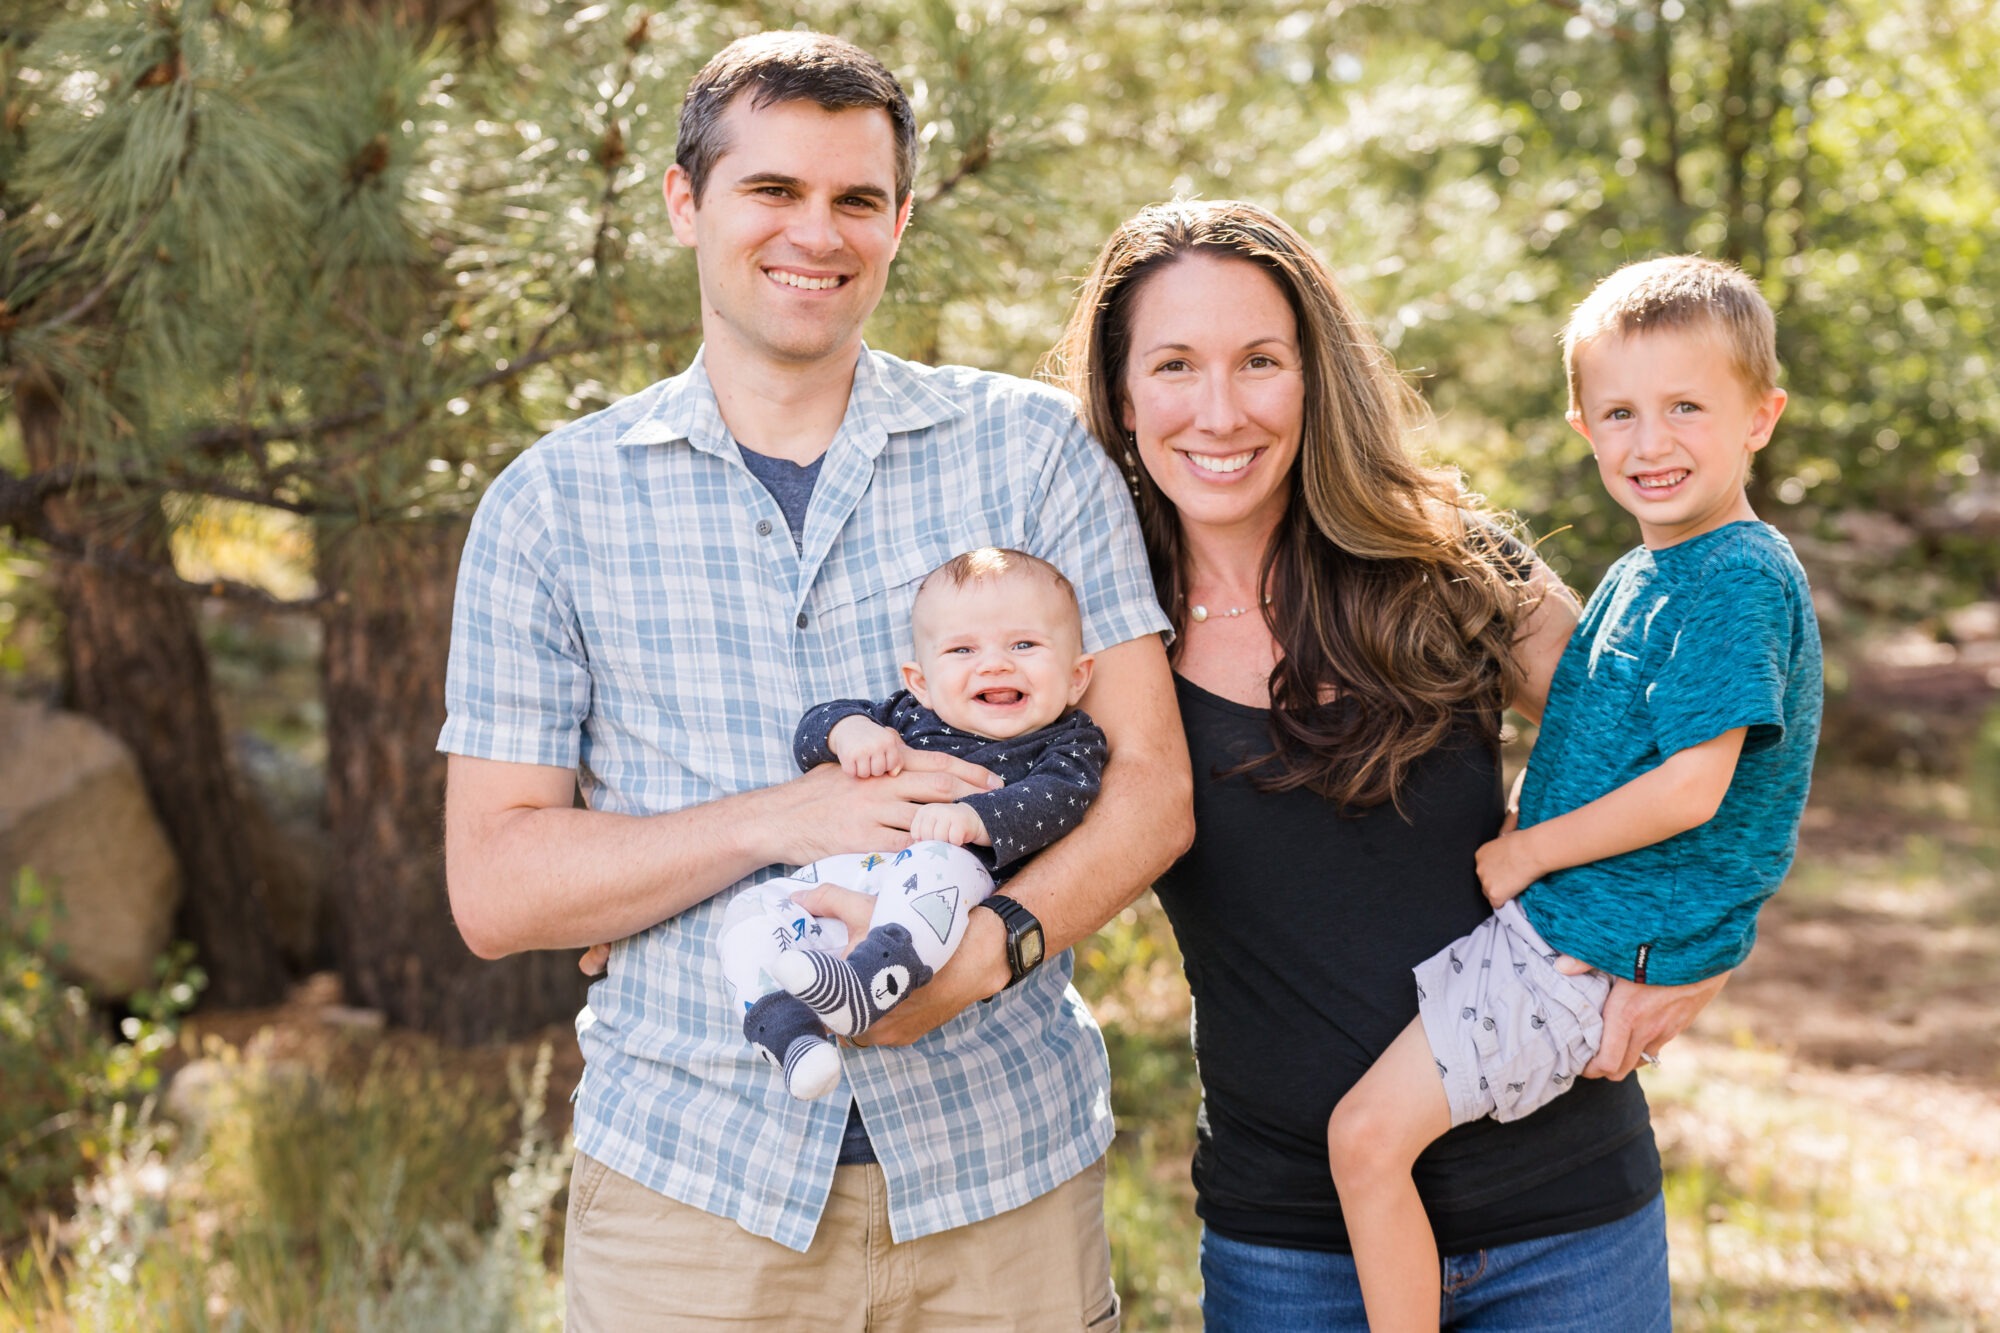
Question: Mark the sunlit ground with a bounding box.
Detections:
[4,763,1996,1330]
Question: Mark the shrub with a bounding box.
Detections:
[0,870,202,1239]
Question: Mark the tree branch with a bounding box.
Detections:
[918,136,995,210]
[168,323,693,463]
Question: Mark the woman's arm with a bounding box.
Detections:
[1506,556,1580,725]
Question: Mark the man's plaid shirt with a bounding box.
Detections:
[440,346,1167,1251]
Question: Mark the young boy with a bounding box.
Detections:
[1326,255,1824,1330]
[724,547,1104,1099]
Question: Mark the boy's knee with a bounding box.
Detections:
[1326,1092,1398,1184]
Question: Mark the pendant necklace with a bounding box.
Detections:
[1186,594,1271,624]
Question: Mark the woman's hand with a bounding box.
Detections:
[1561,965,1731,1078]
[579,942,612,975]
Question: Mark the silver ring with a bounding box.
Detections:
[1639,1050,1661,1069]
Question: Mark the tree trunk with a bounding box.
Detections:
[319,517,585,1043]
[14,381,290,1007]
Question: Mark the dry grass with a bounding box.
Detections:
[5,763,1996,1330]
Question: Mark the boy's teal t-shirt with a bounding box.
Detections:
[1517,521,1823,985]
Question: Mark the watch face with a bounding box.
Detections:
[1017,926,1045,973]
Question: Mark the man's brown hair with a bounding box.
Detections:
[676,31,918,205]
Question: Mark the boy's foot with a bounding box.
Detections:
[772,924,934,1036]
[743,991,842,1100]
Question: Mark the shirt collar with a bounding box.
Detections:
[612,345,965,457]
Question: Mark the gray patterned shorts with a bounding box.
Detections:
[1414,900,1612,1127]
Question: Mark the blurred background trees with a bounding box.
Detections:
[3,0,1995,1040]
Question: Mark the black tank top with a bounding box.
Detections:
[1155,674,1661,1254]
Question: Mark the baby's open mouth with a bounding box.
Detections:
[975,688,1024,706]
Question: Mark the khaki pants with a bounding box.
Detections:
[564,1152,1120,1331]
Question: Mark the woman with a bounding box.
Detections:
[1050,200,1715,1329]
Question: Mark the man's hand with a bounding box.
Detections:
[852,907,1011,1047]
[769,753,1000,866]
[1560,961,1731,1078]
[828,715,907,778]
[908,801,988,847]
[1474,811,1540,908]
[789,883,880,945]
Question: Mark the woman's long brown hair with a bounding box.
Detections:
[1045,199,1533,811]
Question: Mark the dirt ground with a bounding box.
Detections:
[1701,763,2000,1088]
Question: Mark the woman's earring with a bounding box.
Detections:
[1123,430,1137,468]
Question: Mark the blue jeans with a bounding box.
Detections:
[1200,1194,1670,1331]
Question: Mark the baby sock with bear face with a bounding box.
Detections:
[742,991,843,1100]
[771,922,934,1037]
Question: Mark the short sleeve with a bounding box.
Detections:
[1020,407,1171,654]
[437,458,591,767]
[1647,568,1793,760]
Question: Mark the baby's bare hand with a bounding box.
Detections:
[908,802,988,847]
[829,716,905,778]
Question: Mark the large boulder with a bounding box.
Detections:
[0,698,182,997]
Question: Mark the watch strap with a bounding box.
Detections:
[981,892,1043,987]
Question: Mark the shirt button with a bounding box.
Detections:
[756,519,773,536]
[796,612,809,629]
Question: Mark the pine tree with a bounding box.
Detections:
[3,0,1082,1038]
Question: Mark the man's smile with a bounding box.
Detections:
[765,266,848,291]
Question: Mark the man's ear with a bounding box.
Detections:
[900,660,932,709]
[892,193,914,242]
[1067,653,1096,708]
[1744,386,1788,455]
[665,164,699,247]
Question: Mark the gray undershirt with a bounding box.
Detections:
[736,442,822,552]
[737,441,874,1167]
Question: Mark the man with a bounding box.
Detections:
[440,31,1191,1330]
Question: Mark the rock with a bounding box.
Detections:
[162,1055,318,1135]
[0,699,183,998]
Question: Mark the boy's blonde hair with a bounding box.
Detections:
[1563,256,1779,412]
[915,547,1081,629]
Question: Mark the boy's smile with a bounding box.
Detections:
[1569,326,1787,549]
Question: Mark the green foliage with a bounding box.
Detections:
[5,0,1993,601]
[0,869,203,1240]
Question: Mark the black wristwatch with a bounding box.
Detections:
[979,893,1045,989]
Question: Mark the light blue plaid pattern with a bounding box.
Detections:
[440,347,1168,1252]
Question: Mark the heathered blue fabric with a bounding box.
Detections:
[1516,522,1822,985]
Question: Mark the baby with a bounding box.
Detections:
[1325,255,1824,1330]
[724,547,1104,1099]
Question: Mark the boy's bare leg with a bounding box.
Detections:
[1326,1017,1455,1333]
